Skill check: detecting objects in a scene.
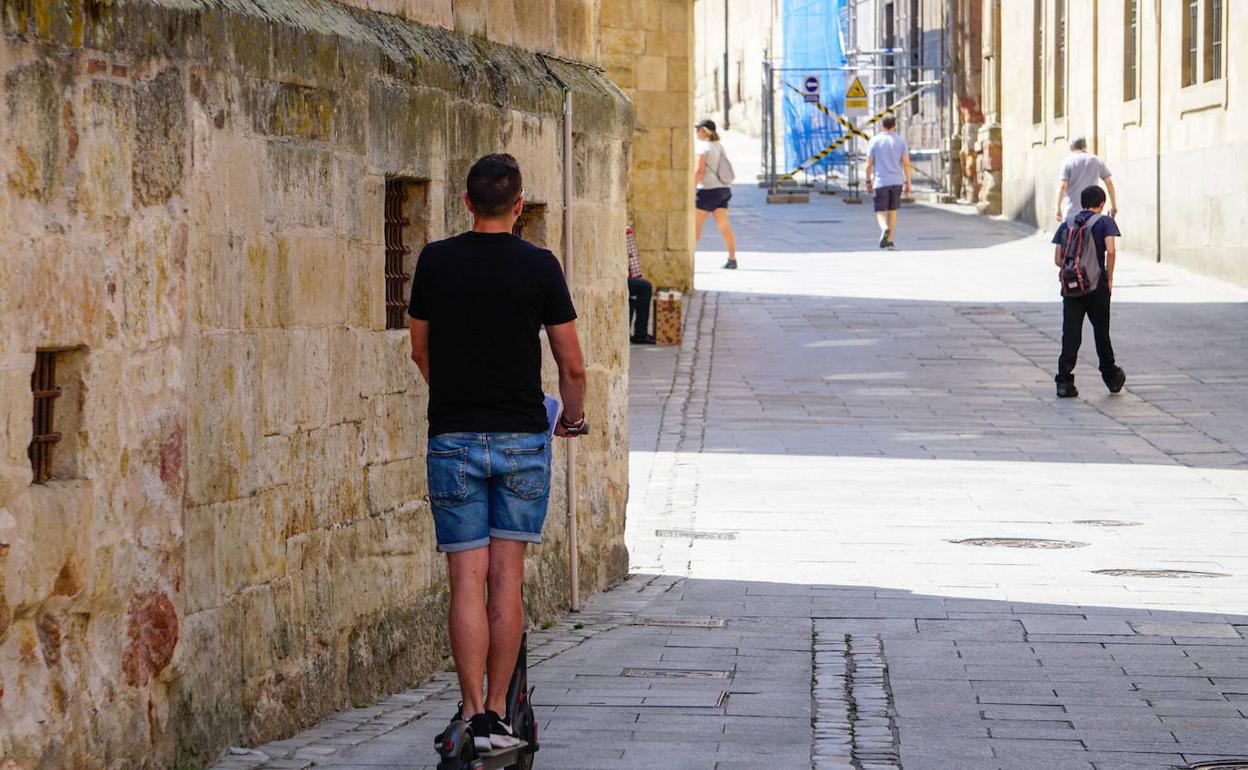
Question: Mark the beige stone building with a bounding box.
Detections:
[0,1,645,767]
[1001,0,1246,284]
[693,0,780,138]
[600,0,697,294]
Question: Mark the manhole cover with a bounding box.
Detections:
[654,528,737,540]
[796,219,842,223]
[1093,569,1230,579]
[622,668,731,679]
[641,617,726,628]
[1186,762,1248,770]
[1073,519,1142,527]
[952,537,1088,549]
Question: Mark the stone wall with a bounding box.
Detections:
[1001,0,1248,285]
[600,0,695,294]
[0,1,631,767]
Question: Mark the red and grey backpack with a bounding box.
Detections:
[1059,213,1103,297]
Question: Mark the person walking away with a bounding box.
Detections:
[1051,185,1126,398]
[864,116,912,250]
[408,153,589,751]
[626,225,655,344]
[693,119,739,269]
[1055,136,1117,224]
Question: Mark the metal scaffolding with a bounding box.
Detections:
[761,0,950,199]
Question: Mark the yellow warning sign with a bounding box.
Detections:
[845,76,869,115]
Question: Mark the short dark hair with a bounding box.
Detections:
[467,154,522,218]
[881,115,897,130]
[1080,185,1107,209]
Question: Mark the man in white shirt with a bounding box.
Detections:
[865,116,912,250]
[1056,136,1118,224]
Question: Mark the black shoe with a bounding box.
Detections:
[469,712,493,752]
[1104,367,1126,394]
[885,240,897,250]
[631,334,656,345]
[1056,381,1078,398]
[485,710,523,750]
[722,259,738,269]
[879,229,891,249]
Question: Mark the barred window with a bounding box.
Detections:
[1123,0,1138,101]
[1183,0,1199,86]
[29,351,62,484]
[1054,0,1067,119]
[1032,0,1044,123]
[1205,0,1223,81]
[512,203,548,248]
[384,178,428,330]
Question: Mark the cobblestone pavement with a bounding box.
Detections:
[213,134,1248,770]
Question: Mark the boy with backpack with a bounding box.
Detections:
[1052,185,1126,398]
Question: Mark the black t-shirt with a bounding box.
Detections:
[408,232,577,437]
[1053,211,1122,284]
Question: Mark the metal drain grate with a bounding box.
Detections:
[654,528,737,540]
[622,668,731,679]
[1093,569,1231,579]
[1073,519,1142,527]
[1185,762,1248,770]
[641,617,726,628]
[952,537,1088,549]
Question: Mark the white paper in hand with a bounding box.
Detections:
[543,393,561,437]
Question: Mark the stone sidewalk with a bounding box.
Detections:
[213,137,1248,769]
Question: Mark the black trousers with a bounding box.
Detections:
[628,277,652,338]
[1057,285,1116,383]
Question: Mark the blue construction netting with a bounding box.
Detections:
[781,0,849,176]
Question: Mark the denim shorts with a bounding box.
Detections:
[426,432,552,553]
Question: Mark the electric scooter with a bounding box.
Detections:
[435,632,539,770]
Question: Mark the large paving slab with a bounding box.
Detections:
[212,132,1248,770]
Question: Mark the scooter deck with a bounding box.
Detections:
[473,741,530,770]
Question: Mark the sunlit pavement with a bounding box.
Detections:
[215,135,1248,770]
[622,132,1248,768]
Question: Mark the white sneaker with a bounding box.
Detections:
[468,713,493,752]
[486,710,523,750]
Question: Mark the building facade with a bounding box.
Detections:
[0,1,640,767]
[601,0,697,294]
[693,0,780,139]
[1001,0,1245,284]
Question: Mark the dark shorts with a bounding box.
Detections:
[696,187,732,212]
[873,185,903,212]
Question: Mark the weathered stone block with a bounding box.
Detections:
[133,67,188,207]
[246,80,336,142]
[362,392,422,465]
[3,59,66,202]
[264,143,334,230]
[511,0,553,51]
[327,328,368,423]
[77,79,135,219]
[366,457,425,515]
[635,56,668,92]
[216,490,287,595]
[186,332,258,506]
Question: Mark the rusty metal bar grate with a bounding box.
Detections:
[384,180,412,330]
[29,350,62,484]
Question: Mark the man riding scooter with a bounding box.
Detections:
[408,153,588,753]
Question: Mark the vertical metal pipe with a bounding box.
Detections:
[1154,0,1162,262]
[1091,0,1099,154]
[562,87,579,613]
[723,0,731,129]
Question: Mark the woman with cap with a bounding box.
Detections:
[694,119,739,269]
